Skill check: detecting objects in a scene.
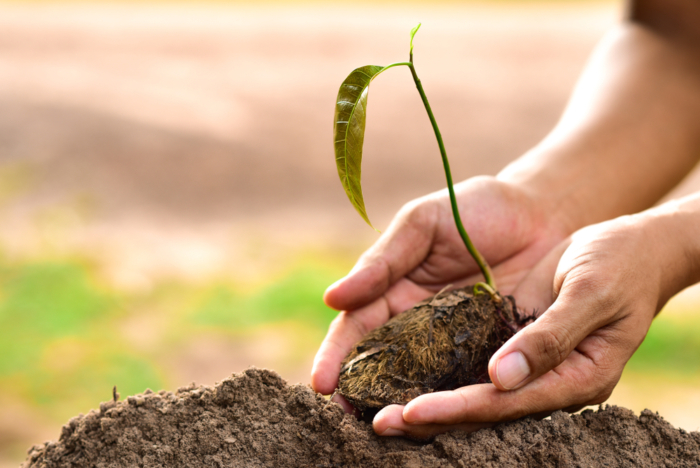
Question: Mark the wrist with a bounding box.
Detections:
[636,193,700,303]
[496,145,591,237]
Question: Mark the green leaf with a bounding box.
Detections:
[333,65,386,229]
[410,23,421,54]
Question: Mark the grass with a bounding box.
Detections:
[190,267,340,330]
[0,251,348,422]
[627,309,700,378]
[0,257,164,420]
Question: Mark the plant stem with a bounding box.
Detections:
[407,57,497,291]
[381,62,412,72]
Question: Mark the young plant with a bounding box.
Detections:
[333,24,498,297]
[332,27,535,416]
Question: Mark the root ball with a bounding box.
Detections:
[338,286,532,417]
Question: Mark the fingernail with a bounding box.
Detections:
[381,427,406,437]
[496,351,530,390]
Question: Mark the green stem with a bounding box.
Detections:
[473,282,501,303]
[382,61,412,71]
[407,57,497,290]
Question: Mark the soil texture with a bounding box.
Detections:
[338,287,531,417]
[24,368,700,468]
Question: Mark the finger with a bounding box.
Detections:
[330,393,358,417]
[312,278,434,394]
[372,405,493,440]
[510,239,570,313]
[383,277,437,317]
[402,345,604,425]
[324,200,437,312]
[488,247,608,391]
[311,297,390,394]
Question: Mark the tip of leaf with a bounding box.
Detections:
[362,218,381,234]
[410,23,421,53]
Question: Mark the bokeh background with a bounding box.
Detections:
[2,0,700,465]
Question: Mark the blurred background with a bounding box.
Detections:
[2,0,700,464]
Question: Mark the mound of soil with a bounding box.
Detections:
[24,368,700,468]
[339,287,531,417]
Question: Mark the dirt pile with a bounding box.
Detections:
[24,368,700,468]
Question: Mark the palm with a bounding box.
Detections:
[385,176,567,311]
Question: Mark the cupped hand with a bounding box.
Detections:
[373,211,686,439]
[311,175,570,397]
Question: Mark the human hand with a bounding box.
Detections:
[311,175,571,400]
[373,209,691,439]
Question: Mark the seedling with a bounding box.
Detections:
[333,24,497,297]
[333,25,533,417]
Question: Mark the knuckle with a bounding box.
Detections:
[398,196,439,229]
[361,253,393,287]
[533,326,573,368]
[566,272,618,315]
[566,272,601,298]
[402,198,434,225]
[589,281,618,313]
[397,197,424,219]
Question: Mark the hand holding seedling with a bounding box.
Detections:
[315,24,568,407]
[313,176,567,393]
[371,199,700,438]
[314,1,700,439]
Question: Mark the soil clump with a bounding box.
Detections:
[24,368,700,468]
[339,287,531,417]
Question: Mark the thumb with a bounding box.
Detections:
[324,200,437,312]
[488,248,606,391]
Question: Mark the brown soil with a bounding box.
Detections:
[339,287,531,417]
[24,368,700,468]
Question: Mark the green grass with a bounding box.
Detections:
[627,310,700,377]
[190,266,340,330]
[0,261,108,375]
[0,258,166,419]
[0,252,349,421]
